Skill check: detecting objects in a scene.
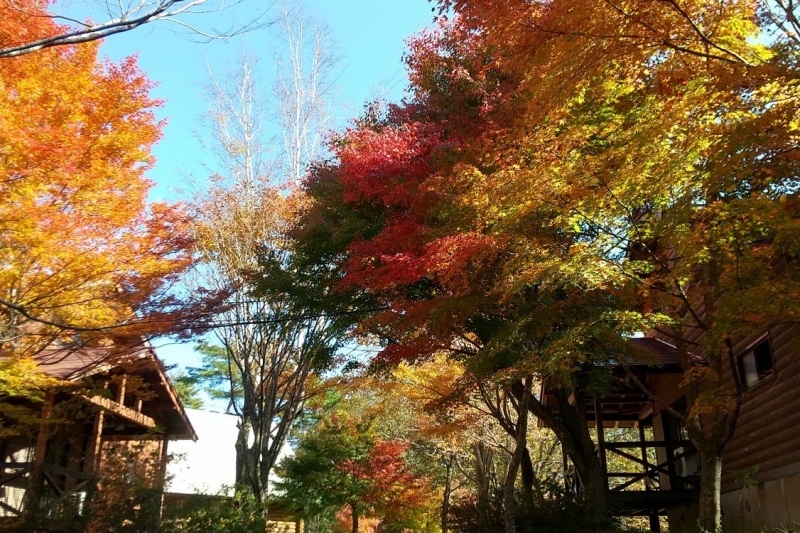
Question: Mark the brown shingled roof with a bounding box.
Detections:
[627,337,682,367]
[3,342,196,440]
[31,345,143,380]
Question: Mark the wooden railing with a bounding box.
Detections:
[603,439,700,493]
[0,460,98,518]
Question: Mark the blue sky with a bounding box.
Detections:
[94,1,435,372]
[98,0,436,203]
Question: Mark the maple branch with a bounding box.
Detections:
[658,0,753,65]
[604,0,754,66]
[525,1,754,66]
[670,279,709,332]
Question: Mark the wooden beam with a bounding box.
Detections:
[1,461,32,470]
[83,395,156,429]
[604,440,693,449]
[0,499,21,516]
[43,463,97,481]
[0,468,30,486]
[117,374,127,405]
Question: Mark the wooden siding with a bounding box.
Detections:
[648,321,800,488]
[721,322,800,487]
[648,373,684,415]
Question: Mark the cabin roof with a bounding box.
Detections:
[7,342,196,441]
[539,336,685,429]
[626,337,682,367]
[32,345,121,380]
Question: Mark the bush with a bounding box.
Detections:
[161,489,265,533]
[448,490,504,533]
[448,489,622,533]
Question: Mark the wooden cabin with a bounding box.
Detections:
[548,327,800,532]
[543,337,699,531]
[650,322,800,532]
[0,341,196,528]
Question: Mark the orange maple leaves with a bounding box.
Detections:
[0,10,197,354]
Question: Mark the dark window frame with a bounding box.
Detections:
[738,333,775,389]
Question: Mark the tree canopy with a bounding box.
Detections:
[290,2,800,530]
[0,9,212,359]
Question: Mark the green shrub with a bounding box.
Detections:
[161,489,265,533]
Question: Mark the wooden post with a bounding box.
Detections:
[23,391,54,515]
[85,409,105,475]
[594,399,608,479]
[158,436,169,521]
[664,415,679,492]
[638,421,650,486]
[648,510,661,532]
[639,421,661,532]
[116,374,127,406]
[0,435,6,487]
[86,381,108,475]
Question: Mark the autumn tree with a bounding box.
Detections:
[274,3,800,532]
[290,6,800,531]
[278,410,433,533]
[189,139,337,516]
[382,356,564,533]
[0,10,200,361]
[425,2,800,530]
[186,13,342,514]
[293,39,631,526]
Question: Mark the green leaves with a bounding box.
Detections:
[277,413,375,517]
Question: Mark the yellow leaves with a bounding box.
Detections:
[0,358,60,400]
[688,388,738,419]
[392,353,464,405]
[378,354,491,446]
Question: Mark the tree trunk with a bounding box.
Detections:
[474,442,494,507]
[260,476,270,522]
[442,456,452,533]
[257,424,272,519]
[697,447,722,532]
[235,417,250,486]
[520,447,537,508]
[504,376,532,533]
[525,383,608,525]
[676,328,740,533]
[579,454,608,529]
[503,454,521,533]
[351,502,359,533]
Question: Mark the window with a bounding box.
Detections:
[739,336,774,388]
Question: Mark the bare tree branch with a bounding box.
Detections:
[274,1,341,184]
[0,0,273,58]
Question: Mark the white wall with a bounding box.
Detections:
[166,408,293,496]
[166,409,238,496]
